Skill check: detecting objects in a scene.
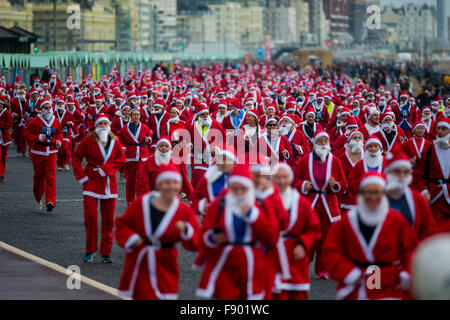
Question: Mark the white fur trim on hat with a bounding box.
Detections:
[218,150,237,163]
[155,171,182,186]
[436,121,450,129]
[271,163,294,184]
[196,109,209,116]
[228,176,254,190]
[313,131,329,144]
[280,115,295,124]
[251,164,271,175]
[156,138,172,149]
[247,110,258,119]
[365,137,382,148]
[95,116,111,126]
[385,160,412,173]
[360,176,385,190]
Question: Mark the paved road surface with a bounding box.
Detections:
[0,147,336,299]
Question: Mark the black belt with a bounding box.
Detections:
[283,234,297,239]
[311,190,328,195]
[225,241,258,247]
[353,261,398,268]
[429,179,450,186]
[36,142,55,147]
[127,143,148,147]
[144,240,174,249]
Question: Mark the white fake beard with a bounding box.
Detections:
[199,116,212,127]
[168,116,180,123]
[280,186,293,211]
[226,188,255,216]
[435,134,450,149]
[155,150,172,166]
[445,108,450,117]
[314,145,331,162]
[364,150,383,168]
[348,140,364,154]
[382,122,395,131]
[357,195,389,227]
[422,115,431,122]
[152,108,163,114]
[41,109,53,121]
[432,106,440,113]
[385,173,412,195]
[95,126,110,143]
[279,124,292,136]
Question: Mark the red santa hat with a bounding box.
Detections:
[66,97,75,105]
[95,94,103,102]
[324,92,332,100]
[400,92,409,99]
[436,118,450,130]
[153,97,166,109]
[40,98,52,108]
[0,95,6,104]
[170,105,181,115]
[347,130,363,142]
[247,108,259,120]
[359,172,386,191]
[380,113,393,123]
[265,117,278,127]
[121,104,131,113]
[313,129,329,144]
[340,107,352,117]
[304,107,315,118]
[250,153,271,175]
[422,106,431,114]
[156,136,172,149]
[365,135,382,149]
[155,164,182,186]
[413,121,425,132]
[229,164,254,190]
[196,103,209,116]
[218,99,228,109]
[266,104,276,112]
[217,145,237,164]
[279,114,296,125]
[384,150,411,173]
[94,113,111,126]
[345,116,358,129]
[316,93,324,100]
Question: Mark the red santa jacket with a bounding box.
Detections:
[322,209,417,300]
[274,188,321,292]
[284,127,310,167]
[115,193,199,299]
[255,134,293,164]
[86,105,110,131]
[196,193,278,300]
[347,158,385,207]
[0,108,13,146]
[67,107,84,140]
[160,119,186,141]
[358,123,381,141]
[392,102,417,132]
[10,98,27,127]
[55,109,74,143]
[111,117,129,136]
[147,111,170,143]
[299,122,323,146]
[187,119,226,172]
[402,137,432,163]
[119,121,152,162]
[374,126,406,153]
[412,144,450,216]
[25,114,63,157]
[135,155,192,199]
[221,111,247,134]
[72,135,126,199]
[294,152,347,223]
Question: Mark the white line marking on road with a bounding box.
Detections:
[0,241,130,300]
[56,198,127,202]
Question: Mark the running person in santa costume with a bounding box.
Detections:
[25,99,63,212]
[135,136,193,200]
[255,118,292,165]
[10,85,28,157]
[412,118,450,224]
[383,150,436,241]
[271,164,321,300]
[0,95,13,183]
[402,122,433,168]
[54,95,74,171]
[115,164,199,300]
[196,164,278,300]
[279,114,310,168]
[322,172,417,300]
[72,114,126,263]
[119,108,152,204]
[293,129,347,279]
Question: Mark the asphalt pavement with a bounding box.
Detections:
[0,147,336,300]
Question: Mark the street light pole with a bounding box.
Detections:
[53,0,57,51]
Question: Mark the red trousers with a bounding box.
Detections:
[124,161,144,204]
[314,210,333,275]
[273,291,308,300]
[57,140,72,168]
[13,124,27,154]
[31,153,57,205]
[0,144,9,178]
[83,195,116,256]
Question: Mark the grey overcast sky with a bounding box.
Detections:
[380,0,450,15]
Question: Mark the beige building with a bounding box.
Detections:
[0,0,33,30]
[240,1,264,49]
[295,0,310,43]
[177,10,217,44]
[150,0,178,51]
[208,2,242,47]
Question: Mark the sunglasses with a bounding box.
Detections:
[266,123,278,127]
